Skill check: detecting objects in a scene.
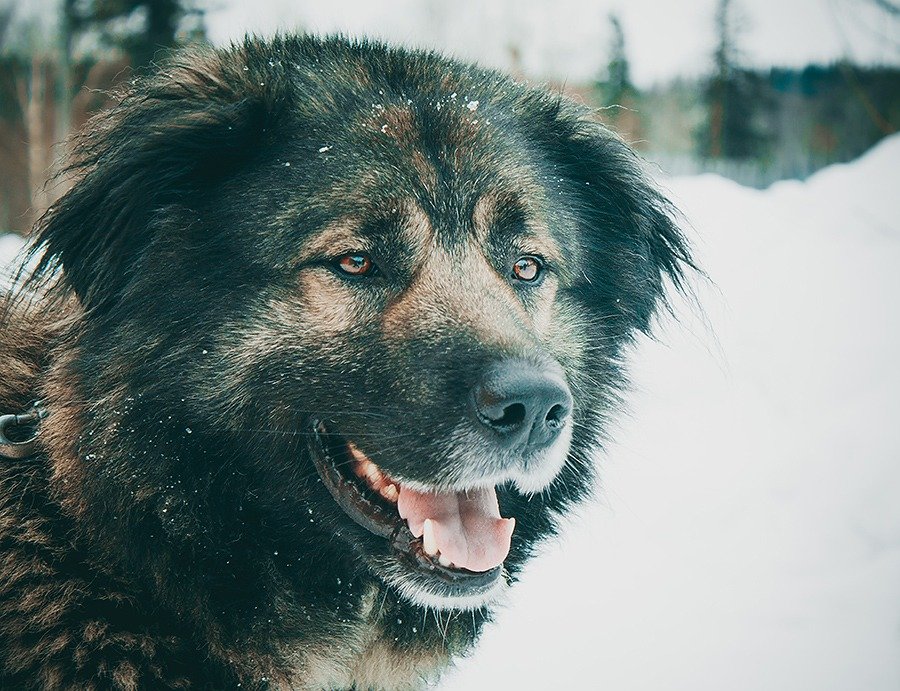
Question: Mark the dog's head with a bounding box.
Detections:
[27,37,690,612]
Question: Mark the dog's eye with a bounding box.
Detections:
[512,255,543,282]
[335,253,376,277]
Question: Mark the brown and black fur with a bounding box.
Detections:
[0,35,692,689]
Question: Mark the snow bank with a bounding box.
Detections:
[0,234,25,290]
[0,233,24,269]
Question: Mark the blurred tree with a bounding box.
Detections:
[698,0,767,159]
[603,13,631,106]
[0,0,206,233]
[594,13,642,142]
[57,0,74,142]
[0,6,11,47]
[69,0,206,70]
[0,5,58,232]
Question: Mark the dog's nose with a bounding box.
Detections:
[472,359,573,450]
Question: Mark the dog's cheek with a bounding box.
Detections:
[541,293,590,381]
[295,272,366,338]
[207,281,376,417]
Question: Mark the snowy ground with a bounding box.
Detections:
[2,138,898,690]
[0,234,24,284]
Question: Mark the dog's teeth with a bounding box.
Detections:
[438,553,453,567]
[380,483,399,502]
[366,464,383,482]
[352,458,370,478]
[422,519,438,556]
[347,442,368,464]
[355,458,381,483]
[366,469,386,492]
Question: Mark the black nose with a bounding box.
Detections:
[472,359,573,450]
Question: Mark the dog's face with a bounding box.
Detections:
[29,37,689,618]
[211,130,583,608]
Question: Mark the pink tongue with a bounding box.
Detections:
[397,485,515,573]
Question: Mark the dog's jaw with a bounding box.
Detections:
[378,558,511,611]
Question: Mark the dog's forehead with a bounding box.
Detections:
[266,60,568,263]
[312,115,553,246]
[297,192,560,270]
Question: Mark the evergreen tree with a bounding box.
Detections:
[595,13,643,141]
[71,0,206,70]
[699,0,767,159]
[604,13,631,106]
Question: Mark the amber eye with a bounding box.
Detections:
[512,255,543,282]
[335,253,375,277]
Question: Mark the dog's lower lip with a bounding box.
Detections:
[307,419,504,585]
[308,421,396,539]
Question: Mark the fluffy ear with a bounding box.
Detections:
[28,43,285,312]
[536,101,694,338]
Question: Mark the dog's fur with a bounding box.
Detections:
[0,36,691,689]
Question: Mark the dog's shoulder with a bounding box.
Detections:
[0,298,236,689]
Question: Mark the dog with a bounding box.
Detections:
[0,35,691,689]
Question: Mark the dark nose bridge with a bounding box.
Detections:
[380,246,573,459]
[382,246,534,356]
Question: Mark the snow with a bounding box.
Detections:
[0,234,25,290]
[1,136,898,690]
[0,234,23,264]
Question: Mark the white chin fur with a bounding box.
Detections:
[511,425,573,494]
[425,422,574,495]
[386,568,509,611]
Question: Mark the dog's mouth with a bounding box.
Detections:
[308,420,515,603]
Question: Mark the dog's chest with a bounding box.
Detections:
[279,589,450,691]
[286,625,449,691]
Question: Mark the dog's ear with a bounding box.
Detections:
[536,101,694,338]
[28,43,286,312]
